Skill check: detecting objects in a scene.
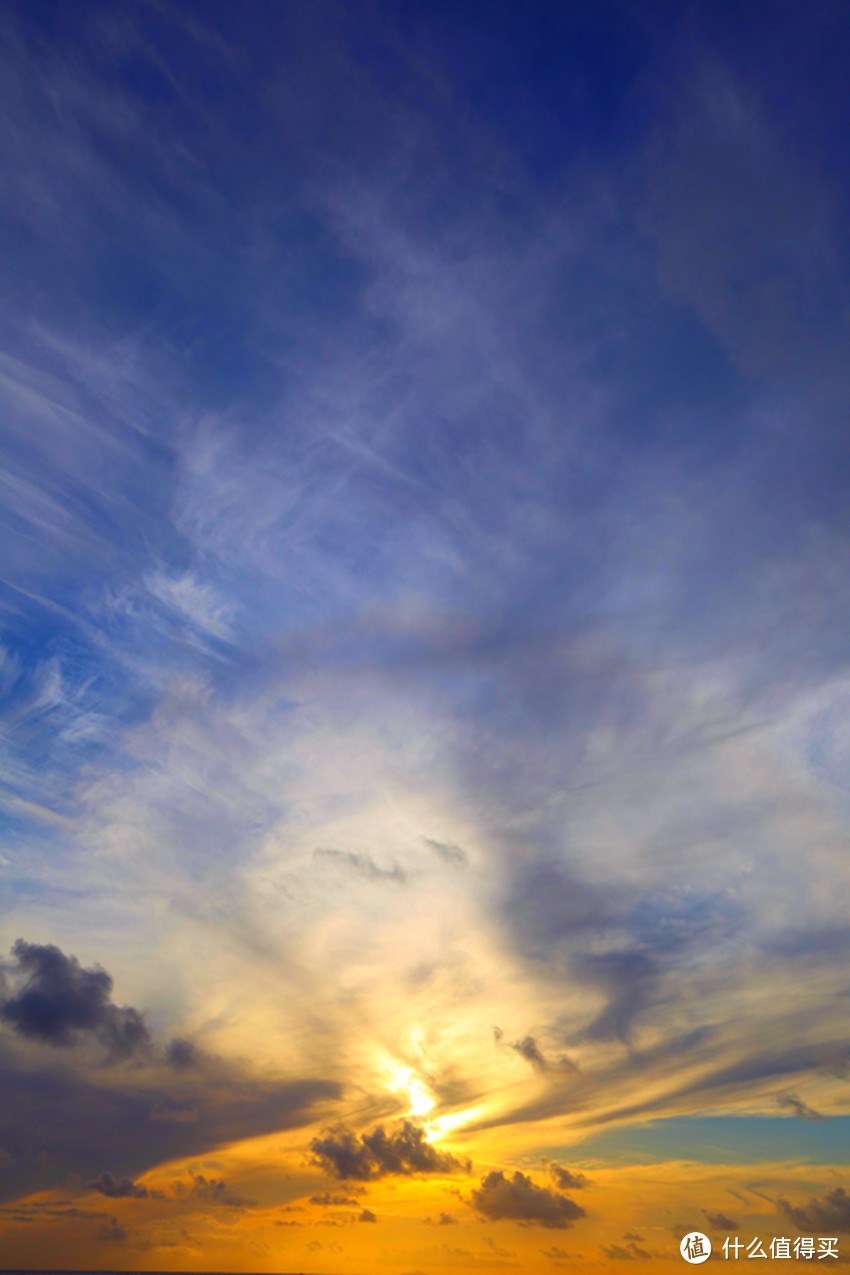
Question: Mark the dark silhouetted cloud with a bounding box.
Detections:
[548,1164,590,1191]
[703,1210,738,1230]
[510,1035,548,1070]
[471,1170,585,1229]
[179,1172,253,1209]
[309,1120,470,1180]
[602,1240,652,1260]
[779,1186,850,1233]
[0,1050,339,1204]
[358,1207,377,1222]
[88,1170,148,1199]
[93,1218,130,1244]
[777,1091,824,1120]
[1,940,151,1059]
[166,1037,202,1070]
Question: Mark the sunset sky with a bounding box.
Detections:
[2,2,850,1271]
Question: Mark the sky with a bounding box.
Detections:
[1,1,850,1270]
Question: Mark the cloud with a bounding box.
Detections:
[177,1172,253,1209]
[313,848,408,884]
[422,838,468,867]
[601,1240,652,1260]
[93,1218,130,1244]
[424,1212,457,1225]
[0,1033,339,1202]
[310,1192,363,1206]
[144,570,233,641]
[148,1099,199,1124]
[703,1210,738,1230]
[576,949,659,1045]
[309,1121,470,1180]
[777,1091,824,1120]
[779,1187,850,1233]
[359,1207,378,1222]
[548,1164,590,1191]
[487,1237,516,1258]
[509,1036,549,1071]
[2,5,850,1261]
[166,1037,202,1070]
[496,1031,578,1076]
[470,1171,586,1229]
[87,1171,148,1199]
[0,940,151,1060]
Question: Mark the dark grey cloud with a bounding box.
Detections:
[675,1043,843,1106]
[509,1036,549,1071]
[779,1186,850,1233]
[1,940,151,1060]
[500,860,612,967]
[601,1240,651,1260]
[310,1192,363,1206]
[464,1027,716,1137]
[422,838,468,867]
[313,848,408,884]
[93,1218,130,1244]
[470,1170,585,1229]
[166,1037,202,1070]
[0,1203,103,1225]
[566,888,743,1049]
[309,1120,470,1180]
[777,1091,824,1120]
[548,1164,590,1191]
[559,1038,844,1136]
[0,1048,339,1204]
[424,1211,457,1225]
[358,1207,377,1222]
[88,1170,148,1199]
[149,1098,199,1124]
[497,864,728,1049]
[178,1172,253,1209]
[0,937,345,1204]
[703,1210,738,1230]
[576,949,659,1046]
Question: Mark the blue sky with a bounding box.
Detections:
[2,1,850,1270]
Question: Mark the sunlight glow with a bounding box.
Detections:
[383,1061,435,1117]
[424,1105,487,1142]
